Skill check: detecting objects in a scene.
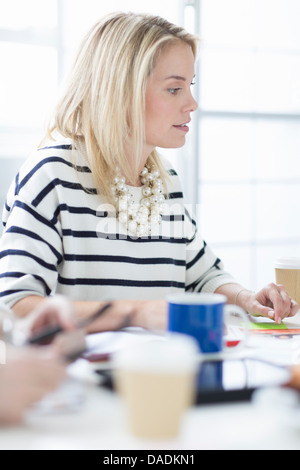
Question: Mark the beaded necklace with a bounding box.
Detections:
[111,166,166,236]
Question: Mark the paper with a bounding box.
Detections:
[249,321,300,336]
[84,328,165,361]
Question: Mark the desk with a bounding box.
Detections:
[2,315,300,450]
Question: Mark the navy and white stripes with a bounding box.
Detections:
[0,137,234,307]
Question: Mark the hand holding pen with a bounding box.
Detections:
[10,295,112,363]
[27,298,112,345]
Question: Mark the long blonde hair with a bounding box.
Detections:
[45,12,198,199]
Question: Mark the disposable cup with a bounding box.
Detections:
[275,258,300,304]
[113,334,199,439]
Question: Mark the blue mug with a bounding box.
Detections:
[167,293,249,354]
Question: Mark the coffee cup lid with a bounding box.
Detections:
[274,257,300,269]
[113,334,199,373]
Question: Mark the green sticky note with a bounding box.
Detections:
[250,322,288,330]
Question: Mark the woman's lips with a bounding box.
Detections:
[173,123,189,132]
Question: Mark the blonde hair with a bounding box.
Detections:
[45,12,198,199]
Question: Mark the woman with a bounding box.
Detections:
[0,12,297,331]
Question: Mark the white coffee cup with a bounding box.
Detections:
[113,334,199,439]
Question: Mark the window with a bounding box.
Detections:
[183,0,300,290]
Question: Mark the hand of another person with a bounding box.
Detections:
[29,295,76,334]
[0,347,66,424]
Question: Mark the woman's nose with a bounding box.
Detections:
[190,95,198,112]
[184,91,198,113]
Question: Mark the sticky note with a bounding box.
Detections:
[250,322,288,330]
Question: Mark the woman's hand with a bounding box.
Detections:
[238,283,299,324]
[128,299,168,331]
[85,299,168,333]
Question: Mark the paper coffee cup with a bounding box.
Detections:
[275,258,300,304]
[113,335,199,439]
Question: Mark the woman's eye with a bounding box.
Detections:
[168,88,181,96]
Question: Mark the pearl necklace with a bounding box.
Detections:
[111,166,166,237]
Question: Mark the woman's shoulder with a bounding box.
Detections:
[35,135,89,169]
[5,136,90,208]
[19,136,88,182]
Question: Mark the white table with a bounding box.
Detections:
[2,314,300,450]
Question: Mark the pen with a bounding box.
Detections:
[27,302,113,345]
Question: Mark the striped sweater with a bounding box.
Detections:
[0,137,234,308]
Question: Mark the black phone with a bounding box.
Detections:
[95,357,290,405]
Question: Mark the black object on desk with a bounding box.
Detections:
[95,357,289,405]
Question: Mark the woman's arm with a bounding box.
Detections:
[215,282,299,324]
[12,295,168,334]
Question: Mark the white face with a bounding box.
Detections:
[144,41,198,153]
